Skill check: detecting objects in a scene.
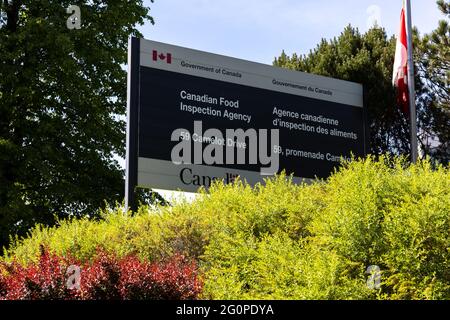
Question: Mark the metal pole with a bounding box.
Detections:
[405,0,418,163]
[125,37,140,212]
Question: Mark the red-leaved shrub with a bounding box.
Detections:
[0,247,78,300]
[0,247,202,300]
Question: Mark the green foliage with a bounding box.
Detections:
[0,1,153,249]
[310,157,450,299]
[416,0,449,163]
[201,231,372,300]
[2,157,449,300]
[1,194,216,265]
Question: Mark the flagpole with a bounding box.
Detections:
[404,0,418,163]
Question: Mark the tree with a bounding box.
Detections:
[274,26,412,156]
[0,1,153,249]
[416,0,449,163]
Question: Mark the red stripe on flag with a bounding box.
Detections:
[393,8,409,115]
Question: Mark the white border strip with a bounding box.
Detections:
[139,39,363,107]
[138,158,310,192]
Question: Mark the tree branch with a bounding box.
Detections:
[6,0,21,32]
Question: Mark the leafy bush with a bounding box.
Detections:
[2,156,449,300]
[0,247,202,300]
[0,246,77,300]
[199,157,450,300]
[2,202,213,266]
[201,231,372,300]
[309,157,450,299]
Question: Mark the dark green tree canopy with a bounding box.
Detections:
[0,1,153,249]
[416,0,449,162]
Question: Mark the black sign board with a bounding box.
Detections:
[126,37,368,209]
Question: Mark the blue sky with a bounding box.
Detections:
[139,0,444,64]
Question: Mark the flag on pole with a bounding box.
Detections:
[394,0,419,162]
[392,6,409,114]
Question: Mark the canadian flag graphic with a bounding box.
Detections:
[152,50,172,64]
[392,7,409,114]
